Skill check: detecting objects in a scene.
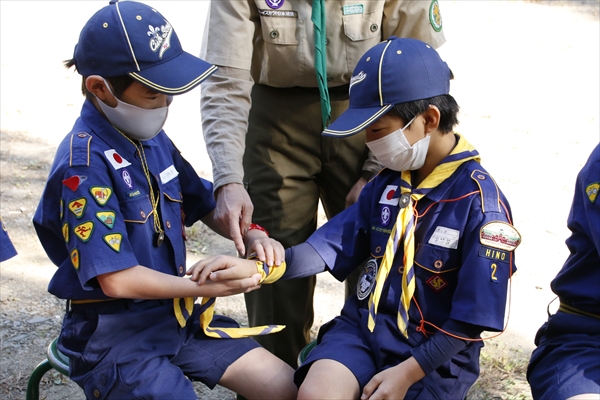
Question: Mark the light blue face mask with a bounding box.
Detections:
[94,78,173,141]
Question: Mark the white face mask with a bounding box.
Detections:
[94,78,172,141]
[366,116,430,171]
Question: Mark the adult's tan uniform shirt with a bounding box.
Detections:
[200,0,446,191]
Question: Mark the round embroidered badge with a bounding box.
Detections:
[429,0,443,32]
[357,259,378,300]
[265,0,284,10]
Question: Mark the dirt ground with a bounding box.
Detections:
[1,1,598,399]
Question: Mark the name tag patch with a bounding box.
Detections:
[479,246,509,262]
[343,4,364,15]
[160,165,179,184]
[428,226,459,249]
[258,9,297,18]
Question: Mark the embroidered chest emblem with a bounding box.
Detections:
[357,259,378,300]
[265,0,284,9]
[426,274,447,292]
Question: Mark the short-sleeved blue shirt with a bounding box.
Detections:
[308,144,518,342]
[33,101,216,300]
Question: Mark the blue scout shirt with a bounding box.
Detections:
[551,144,600,316]
[308,140,518,340]
[34,100,216,300]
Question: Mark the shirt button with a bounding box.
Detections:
[78,133,87,138]
[434,260,444,269]
[140,211,146,219]
[166,221,171,229]
[94,389,101,398]
[270,30,279,39]
[179,266,184,274]
[375,246,382,254]
[398,266,405,274]
[370,23,379,32]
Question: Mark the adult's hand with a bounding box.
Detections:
[214,183,254,256]
[345,177,368,209]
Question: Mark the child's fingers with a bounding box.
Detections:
[195,256,232,284]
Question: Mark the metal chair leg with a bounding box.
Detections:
[25,360,53,400]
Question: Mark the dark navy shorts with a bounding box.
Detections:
[528,312,600,399]
[294,309,479,399]
[59,299,260,399]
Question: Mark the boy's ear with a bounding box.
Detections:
[424,105,441,134]
[85,75,116,106]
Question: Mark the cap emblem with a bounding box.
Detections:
[349,71,366,92]
[147,22,173,59]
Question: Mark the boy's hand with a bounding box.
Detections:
[187,255,259,285]
[245,229,285,268]
[361,357,424,400]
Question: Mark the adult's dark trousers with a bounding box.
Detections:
[243,83,368,367]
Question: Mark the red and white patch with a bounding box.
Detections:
[379,185,400,206]
[104,149,131,170]
[62,175,87,191]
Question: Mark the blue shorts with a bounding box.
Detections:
[528,312,600,399]
[59,299,260,399]
[294,298,480,399]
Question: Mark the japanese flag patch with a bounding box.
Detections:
[379,185,400,206]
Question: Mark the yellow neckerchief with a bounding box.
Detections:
[175,260,287,338]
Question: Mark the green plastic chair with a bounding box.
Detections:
[26,336,69,400]
[297,339,317,367]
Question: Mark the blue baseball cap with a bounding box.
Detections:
[73,0,217,95]
[323,37,451,137]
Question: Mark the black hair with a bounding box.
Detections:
[387,70,459,133]
[64,58,135,100]
[387,94,459,134]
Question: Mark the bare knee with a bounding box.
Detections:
[298,359,359,400]
[220,347,297,400]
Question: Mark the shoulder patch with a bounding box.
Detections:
[480,221,521,251]
[69,132,92,167]
[471,170,501,213]
[586,182,599,203]
[429,0,443,32]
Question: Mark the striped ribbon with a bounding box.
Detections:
[175,261,287,338]
[367,134,480,338]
